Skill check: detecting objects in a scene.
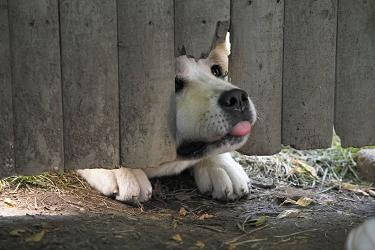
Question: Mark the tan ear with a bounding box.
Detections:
[207,42,229,72]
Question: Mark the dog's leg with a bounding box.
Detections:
[193,152,250,200]
[77,168,152,203]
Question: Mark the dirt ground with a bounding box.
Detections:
[0,171,374,250]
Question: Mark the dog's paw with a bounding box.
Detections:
[194,153,250,201]
[116,168,152,203]
[77,168,119,196]
[77,168,152,203]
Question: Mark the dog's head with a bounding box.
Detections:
[175,43,256,160]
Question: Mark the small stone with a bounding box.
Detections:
[356,149,375,182]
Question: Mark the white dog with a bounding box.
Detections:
[78,42,256,203]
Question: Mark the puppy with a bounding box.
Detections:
[78,42,256,202]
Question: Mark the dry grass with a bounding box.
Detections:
[0,171,87,194]
[1,133,372,195]
[0,171,144,217]
[233,134,371,190]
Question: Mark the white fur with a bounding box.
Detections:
[78,152,250,201]
[78,41,256,203]
[77,168,118,197]
[175,55,236,145]
[78,168,152,203]
[144,160,199,178]
[194,153,250,200]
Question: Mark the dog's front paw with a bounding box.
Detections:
[194,153,250,201]
[113,168,152,203]
[77,168,152,203]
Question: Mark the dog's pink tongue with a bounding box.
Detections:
[229,121,252,137]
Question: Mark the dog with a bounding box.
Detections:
[77,41,256,203]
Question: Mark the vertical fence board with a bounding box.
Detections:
[335,0,375,147]
[230,0,284,155]
[282,0,337,149]
[60,0,119,169]
[8,0,64,175]
[0,0,15,177]
[175,0,230,58]
[118,0,175,168]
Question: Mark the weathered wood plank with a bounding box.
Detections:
[335,0,375,147]
[118,0,176,168]
[282,0,337,149]
[0,0,15,177]
[59,0,119,169]
[175,0,230,58]
[230,0,284,155]
[8,0,64,175]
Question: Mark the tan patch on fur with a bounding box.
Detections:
[208,43,229,72]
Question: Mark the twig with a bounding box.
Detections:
[196,225,225,233]
[318,186,335,194]
[339,196,356,202]
[273,228,318,238]
[34,196,38,209]
[348,165,360,181]
[13,182,22,193]
[229,238,267,247]
[224,224,268,245]
[329,166,340,181]
[74,176,88,189]
[340,165,348,179]
[320,168,329,188]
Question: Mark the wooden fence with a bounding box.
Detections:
[0,0,374,177]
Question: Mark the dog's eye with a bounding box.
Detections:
[175,77,185,93]
[211,64,223,77]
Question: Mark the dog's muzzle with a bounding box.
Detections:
[218,88,253,123]
[177,88,254,158]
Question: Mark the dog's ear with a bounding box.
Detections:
[208,42,229,72]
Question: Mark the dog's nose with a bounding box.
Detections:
[218,89,249,112]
